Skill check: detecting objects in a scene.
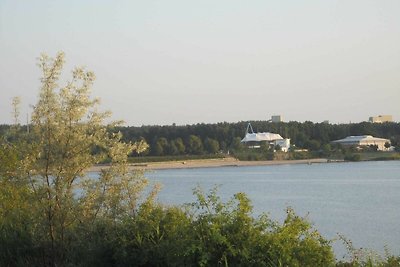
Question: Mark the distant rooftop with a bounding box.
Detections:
[332,135,389,143]
[369,115,392,123]
[241,132,283,143]
[241,122,284,143]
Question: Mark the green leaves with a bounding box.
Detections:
[266,207,335,267]
[2,52,151,266]
[183,187,335,267]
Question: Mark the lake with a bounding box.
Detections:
[145,161,400,258]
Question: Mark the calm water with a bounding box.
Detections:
[145,161,400,257]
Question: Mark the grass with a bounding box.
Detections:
[359,152,400,161]
[338,151,400,162]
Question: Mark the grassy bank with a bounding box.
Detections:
[341,152,400,162]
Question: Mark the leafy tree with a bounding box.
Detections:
[4,52,150,266]
[153,137,169,156]
[168,139,179,155]
[321,143,332,154]
[174,137,186,154]
[112,201,193,267]
[185,187,335,267]
[305,139,321,151]
[265,207,335,267]
[230,136,244,151]
[295,132,309,148]
[0,141,37,266]
[260,141,271,152]
[187,135,204,155]
[204,138,220,154]
[0,143,18,177]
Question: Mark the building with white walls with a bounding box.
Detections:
[331,135,390,151]
[369,115,392,123]
[241,123,291,152]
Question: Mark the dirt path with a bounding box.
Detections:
[89,158,329,172]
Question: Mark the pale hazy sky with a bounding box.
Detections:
[1,1,399,126]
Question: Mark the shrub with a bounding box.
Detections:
[344,153,361,162]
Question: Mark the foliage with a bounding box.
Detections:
[233,144,278,161]
[344,153,362,162]
[288,151,314,160]
[111,121,400,157]
[4,119,400,158]
[0,52,150,266]
[336,235,400,267]
[204,137,220,154]
[0,142,37,266]
[85,186,336,267]
[1,53,399,266]
[187,135,205,155]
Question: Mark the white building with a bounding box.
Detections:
[274,139,291,152]
[369,115,392,123]
[241,123,291,152]
[331,135,390,151]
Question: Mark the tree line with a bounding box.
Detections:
[114,121,400,157]
[2,117,400,158]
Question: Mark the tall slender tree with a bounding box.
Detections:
[18,52,149,265]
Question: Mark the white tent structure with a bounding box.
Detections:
[241,132,283,142]
[241,123,290,152]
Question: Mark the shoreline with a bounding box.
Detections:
[89,158,331,172]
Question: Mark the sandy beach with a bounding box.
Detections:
[89,157,329,172]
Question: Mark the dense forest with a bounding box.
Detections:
[116,121,400,156]
[2,120,400,158]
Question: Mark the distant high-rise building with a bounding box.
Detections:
[368,115,392,123]
[271,115,283,123]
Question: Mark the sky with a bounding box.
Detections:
[1,1,399,126]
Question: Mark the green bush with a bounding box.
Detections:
[344,153,361,162]
[233,149,275,161]
[105,187,336,267]
[289,151,313,160]
[2,176,400,266]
